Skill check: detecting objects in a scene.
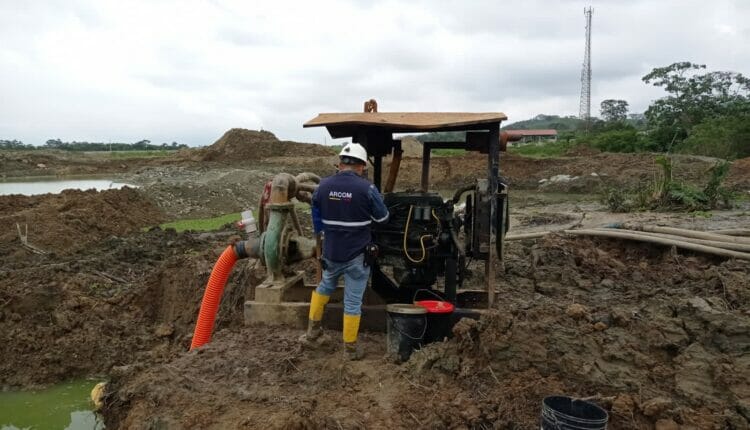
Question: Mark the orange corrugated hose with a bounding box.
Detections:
[190,245,238,350]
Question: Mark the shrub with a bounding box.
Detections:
[592,128,644,152]
[677,115,750,160]
[599,156,734,212]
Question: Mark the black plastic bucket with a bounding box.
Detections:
[386,304,427,362]
[541,396,609,430]
[414,300,455,343]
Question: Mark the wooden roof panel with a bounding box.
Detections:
[304,112,507,131]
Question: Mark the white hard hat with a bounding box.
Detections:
[339,143,368,164]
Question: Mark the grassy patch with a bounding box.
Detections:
[599,157,735,212]
[155,212,242,233]
[507,141,578,158]
[85,150,173,160]
[432,148,466,157]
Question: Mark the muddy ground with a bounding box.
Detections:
[1,130,750,429]
[97,234,750,430]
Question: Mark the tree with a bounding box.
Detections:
[0,139,32,150]
[45,138,63,148]
[600,99,629,122]
[642,62,750,151]
[677,114,750,159]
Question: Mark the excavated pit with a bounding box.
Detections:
[2,144,749,429]
[97,235,750,429]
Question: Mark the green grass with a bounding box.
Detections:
[432,148,466,157]
[155,212,242,232]
[508,141,578,158]
[84,150,173,160]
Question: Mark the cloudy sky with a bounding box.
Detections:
[1,0,748,146]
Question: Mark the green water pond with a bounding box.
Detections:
[0,379,104,430]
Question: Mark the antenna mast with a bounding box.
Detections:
[579,7,593,125]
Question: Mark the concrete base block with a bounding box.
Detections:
[243,300,487,333]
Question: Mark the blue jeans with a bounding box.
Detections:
[316,253,370,315]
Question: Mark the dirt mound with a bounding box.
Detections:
[194,129,334,163]
[565,144,601,157]
[728,157,750,190]
[389,152,719,192]
[400,136,423,157]
[0,228,261,388]
[101,235,750,429]
[405,235,750,429]
[0,187,164,258]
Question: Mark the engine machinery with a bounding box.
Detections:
[191,103,518,347]
[303,107,516,308]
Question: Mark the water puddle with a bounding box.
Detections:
[0,179,134,196]
[0,379,104,430]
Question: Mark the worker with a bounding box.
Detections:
[302,142,389,360]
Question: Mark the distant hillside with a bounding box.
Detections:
[502,114,583,131]
[504,113,647,131]
[411,113,645,142]
[411,115,581,142]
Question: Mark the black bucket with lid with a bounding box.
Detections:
[541,396,609,429]
[386,303,427,362]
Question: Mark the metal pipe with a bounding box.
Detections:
[565,229,750,261]
[374,155,382,191]
[625,224,750,245]
[449,227,465,258]
[234,237,261,259]
[711,228,750,236]
[451,184,474,204]
[294,172,321,184]
[596,229,750,252]
[287,236,317,262]
[296,191,312,204]
[290,208,304,235]
[270,173,296,204]
[487,126,500,308]
[421,144,431,192]
[505,231,550,241]
[384,147,403,193]
[499,131,522,152]
[262,207,286,280]
[296,183,317,194]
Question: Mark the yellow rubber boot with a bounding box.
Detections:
[308,291,330,322]
[343,314,363,360]
[300,291,330,344]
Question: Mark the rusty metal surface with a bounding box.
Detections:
[304,112,508,130]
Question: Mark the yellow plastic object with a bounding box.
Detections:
[90,382,106,410]
[343,314,361,343]
[308,291,330,321]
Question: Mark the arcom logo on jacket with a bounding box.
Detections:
[328,190,353,202]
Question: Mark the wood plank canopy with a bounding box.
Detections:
[304,112,508,138]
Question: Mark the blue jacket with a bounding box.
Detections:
[312,170,389,262]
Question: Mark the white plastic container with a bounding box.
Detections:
[240,210,257,234]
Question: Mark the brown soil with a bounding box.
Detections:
[386,152,725,192]
[192,129,335,163]
[517,212,578,227]
[729,157,750,190]
[0,226,263,388]
[3,134,750,429]
[100,235,750,429]
[0,149,189,179]
[0,187,164,258]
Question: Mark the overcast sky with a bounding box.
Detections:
[1,0,748,146]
